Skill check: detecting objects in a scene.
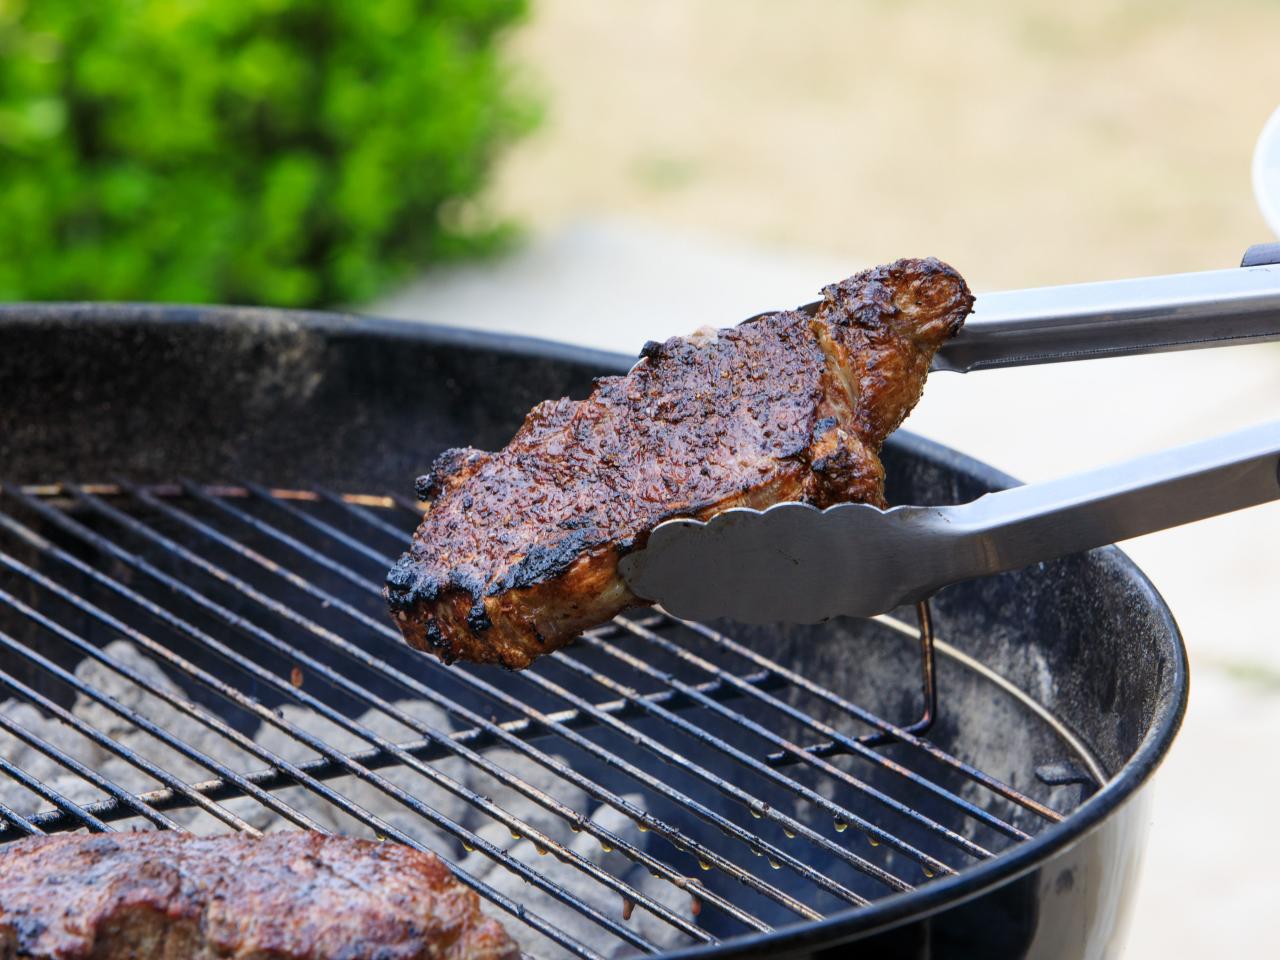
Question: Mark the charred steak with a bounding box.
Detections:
[386,258,974,669]
[0,832,518,960]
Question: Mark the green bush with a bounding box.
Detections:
[0,0,535,307]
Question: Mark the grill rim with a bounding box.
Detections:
[0,302,1191,957]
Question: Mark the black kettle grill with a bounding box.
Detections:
[0,303,1185,958]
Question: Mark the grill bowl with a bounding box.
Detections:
[0,303,1187,959]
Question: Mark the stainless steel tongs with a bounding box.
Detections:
[619,254,1280,623]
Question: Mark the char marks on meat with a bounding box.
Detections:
[386,258,974,668]
[0,832,519,960]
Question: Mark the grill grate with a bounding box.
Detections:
[0,482,1088,958]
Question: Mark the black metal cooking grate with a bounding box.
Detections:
[0,483,1090,958]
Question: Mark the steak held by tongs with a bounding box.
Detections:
[0,832,519,960]
[386,258,974,668]
[622,253,1280,624]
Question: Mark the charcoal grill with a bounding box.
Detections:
[0,303,1187,959]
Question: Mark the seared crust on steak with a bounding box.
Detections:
[386,258,973,668]
[0,832,519,960]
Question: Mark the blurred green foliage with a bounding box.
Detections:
[0,0,534,307]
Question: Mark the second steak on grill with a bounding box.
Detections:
[0,831,519,960]
[386,257,973,669]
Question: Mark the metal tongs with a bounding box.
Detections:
[620,247,1280,623]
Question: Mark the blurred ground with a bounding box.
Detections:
[375,1,1280,955]
[491,0,1280,290]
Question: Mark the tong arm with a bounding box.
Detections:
[950,418,1280,571]
[934,264,1280,372]
[772,263,1280,372]
[620,421,1280,623]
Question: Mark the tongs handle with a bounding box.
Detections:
[933,263,1280,372]
[944,419,1280,583]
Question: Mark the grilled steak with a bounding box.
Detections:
[0,832,518,960]
[386,258,973,669]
